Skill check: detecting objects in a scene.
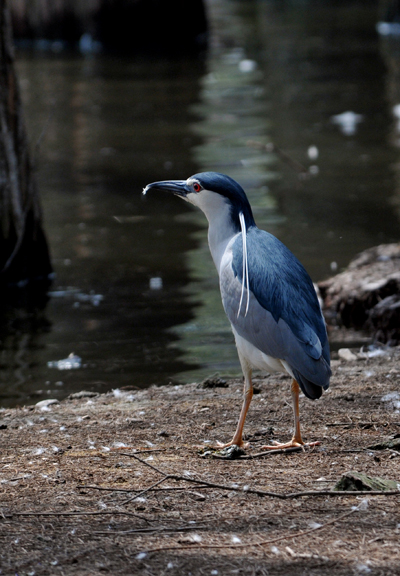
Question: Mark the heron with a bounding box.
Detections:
[143,172,331,450]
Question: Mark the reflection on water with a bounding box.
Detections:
[1,1,400,407]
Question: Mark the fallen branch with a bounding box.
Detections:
[138,506,360,554]
[118,452,400,500]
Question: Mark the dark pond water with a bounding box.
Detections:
[2,0,400,407]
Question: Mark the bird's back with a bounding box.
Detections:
[220,227,331,398]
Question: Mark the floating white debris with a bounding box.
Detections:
[377,21,400,36]
[238,59,257,73]
[271,546,280,555]
[330,261,338,272]
[49,288,103,306]
[167,563,174,569]
[331,111,363,136]
[211,571,219,576]
[48,353,82,371]
[136,552,147,560]
[150,277,163,290]
[33,447,46,456]
[307,145,319,160]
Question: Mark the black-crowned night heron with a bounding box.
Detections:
[143,172,331,450]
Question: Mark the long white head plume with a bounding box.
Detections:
[237,211,250,318]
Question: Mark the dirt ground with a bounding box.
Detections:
[1,346,400,576]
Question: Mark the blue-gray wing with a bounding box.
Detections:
[220,227,331,398]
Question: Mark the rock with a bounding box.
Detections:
[69,391,99,399]
[334,470,400,492]
[338,348,358,361]
[35,399,60,410]
[318,243,400,344]
[197,375,228,389]
[367,436,400,451]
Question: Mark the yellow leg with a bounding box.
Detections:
[215,361,253,449]
[261,379,320,450]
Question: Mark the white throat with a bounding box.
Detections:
[186,190,238,274]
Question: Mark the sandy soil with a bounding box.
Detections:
[1,346,400,576]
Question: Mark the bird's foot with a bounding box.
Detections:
[212,439,250,450]
[260,439,320,451]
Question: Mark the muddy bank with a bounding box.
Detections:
[1,346,400,574]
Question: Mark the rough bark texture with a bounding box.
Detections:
[318,243,400,345]
[0,0,52,289]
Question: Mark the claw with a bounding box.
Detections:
[261,440,320,451]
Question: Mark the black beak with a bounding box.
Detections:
[142,180,188,198]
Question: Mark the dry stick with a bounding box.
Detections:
[141,507,359,554]
[118,452,400,500]
[119,477,170,506]
[6,510,148,519]
[77,484,210,493]
[231,445,304,459]
[94,524,208,536]
[326,422,400,427]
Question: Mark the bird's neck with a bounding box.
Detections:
[207,203,254,274]
[190,189,255,273]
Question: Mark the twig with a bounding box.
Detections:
[238,446,305,459]
[77,484,210,494]
[5,510,149,519]
[119,477,170,506]
[110,448,166,454]
[94,524,207,536]
[119,452,165,475]
[326,422,399,427]
[141,507,359,554]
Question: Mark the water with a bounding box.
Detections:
[1,0,400,407]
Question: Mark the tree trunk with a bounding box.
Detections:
[0,0,52,292]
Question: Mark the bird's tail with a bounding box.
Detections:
[292,365,330,400]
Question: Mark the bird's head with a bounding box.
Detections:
[143,172,255,232]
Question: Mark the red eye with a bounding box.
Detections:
[193,182,201,193]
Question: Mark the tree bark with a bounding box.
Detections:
[0,0,52,291]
